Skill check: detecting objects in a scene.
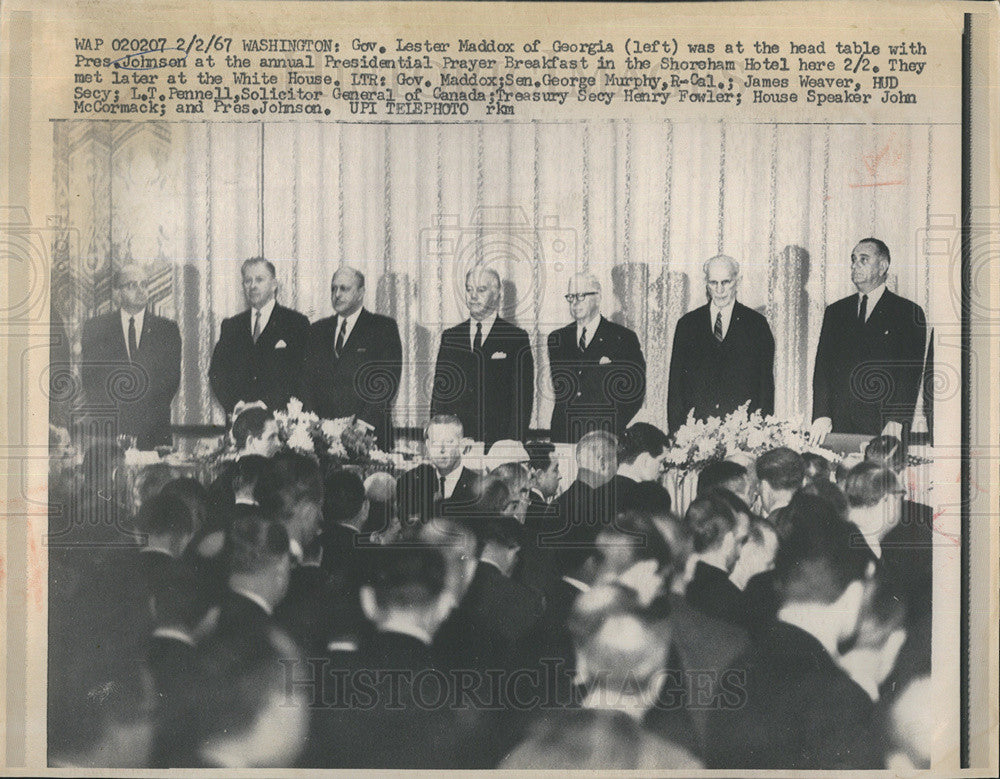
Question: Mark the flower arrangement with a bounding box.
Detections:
[662,402,839,472]
[274,398,392,463]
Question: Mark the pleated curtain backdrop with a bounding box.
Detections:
[52,119,957,433]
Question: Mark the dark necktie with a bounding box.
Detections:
[128,316,137,361]
[579,327,587,352]
[336,318,347,357]
[252,311,261,343]
[714,311,724,342]
[858,294,868,324]
[473,321,483,353]
[439,473,448,499]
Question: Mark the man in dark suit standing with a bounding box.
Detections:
[667,256,774,434]
[811,238,928,440]
[208,258,309,417]
[80,263,181,449]
[431,266,534,446]
[302,266,402,449]
[548,273,646,443]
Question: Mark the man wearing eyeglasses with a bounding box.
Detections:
[667,255,775,435]
[80,263,182,448]
[547,272,646,443]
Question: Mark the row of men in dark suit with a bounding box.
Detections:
[47,411,932,769]
[78,237,927,452]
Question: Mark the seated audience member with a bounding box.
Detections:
[48,545,155,768]
[501,708,696,770]
[729,515,779,591]
[490,461,532,521]
[484,439,531,471]
[133,462,178,514]
[319,468,368,574]
[548,430,619,547]
[801,451,834,485]
[683,494,749,627]
[844,461,932,633]
[516,441,563,591]
[133,492,199,619]
[864,434,907,473]
[253,450,324,562]
[424,414,481,514]
[216,506,292,639]
[754,446,805,516]
[303,532,491,769]
[206,454,270,548]
[710,493,884,769]
[524,439,563,513]
[572,605,703,769]
[696,460,755,506]
[231,404,281,457]
[614,423,670,505]
[158,627,308,768]
[362,470,396,535]
[394,462,439,531]
[593,509,673,605]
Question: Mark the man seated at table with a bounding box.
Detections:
[546,430,619,548]
[755,447,805,519]
[424,414,481,519]
[614,423,670,509]
[696,460,756,507]
[683,494,750,628]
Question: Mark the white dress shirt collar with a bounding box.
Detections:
[120,308,145,355]
[576,313,602,348]
[439,465,463,499]
[561,575,591,593]
[709,299,736,339]
[858,283,886,321]
[469,311,498,348]
[230,585,273,616]
[336,306,364,344]
[250,297,276,335]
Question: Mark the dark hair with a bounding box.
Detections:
[696,460,749,497]
[240,256,276,278]
[600,509,673,569]
[367,544,448,610]
[801,452,833,485]
[844,460,902,508]
[683,494,738,553]
[135,493,196,537]
[755,447,805,491]
[158,478,210,538]
[865,435,907,473]
[480,513,523,549]
[323,468,366,525]
[774,493,870,604]
[395,463,439,527]
[231,407,274,449]
[617,423,669,465]
[154,561,213,630]
[525,440,556,472]
[135,462,177,505]
[226,506,290,575]
[708,487,755,521]
[798,479,849,519]
[857,237,891,264]
[233,454,270,496]
[254,450,323,522]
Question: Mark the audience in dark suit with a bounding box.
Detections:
[208,258,309,416]
[546,430,619,548]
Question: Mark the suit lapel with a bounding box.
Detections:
[135,311,154,358]
[110,311,129,359]
[585,316,607,357]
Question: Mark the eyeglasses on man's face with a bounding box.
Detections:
[565,292,598,303]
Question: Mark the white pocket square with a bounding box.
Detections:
[599,356,612,365]
[491,351,507,359]
[274,340,287,349]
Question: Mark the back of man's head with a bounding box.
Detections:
[618,423,669,465]
[227,506,290,576]
[578,605,668,698]
[365,544,449,612]
[576,430,618,479]
[844,460,901,508]
[232,407,274,450]
[135,493,196,545]
[598,509,673,573]
[801,452,834,485]
[525,439,556,472]
[683,494,738,554]
[395,463,438,527]
[255,451,323,513]
[697,460,749,498]
[864,436,907,474]
[774,493,870,605]
[755,447,805,491]
[322,469,366,526]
